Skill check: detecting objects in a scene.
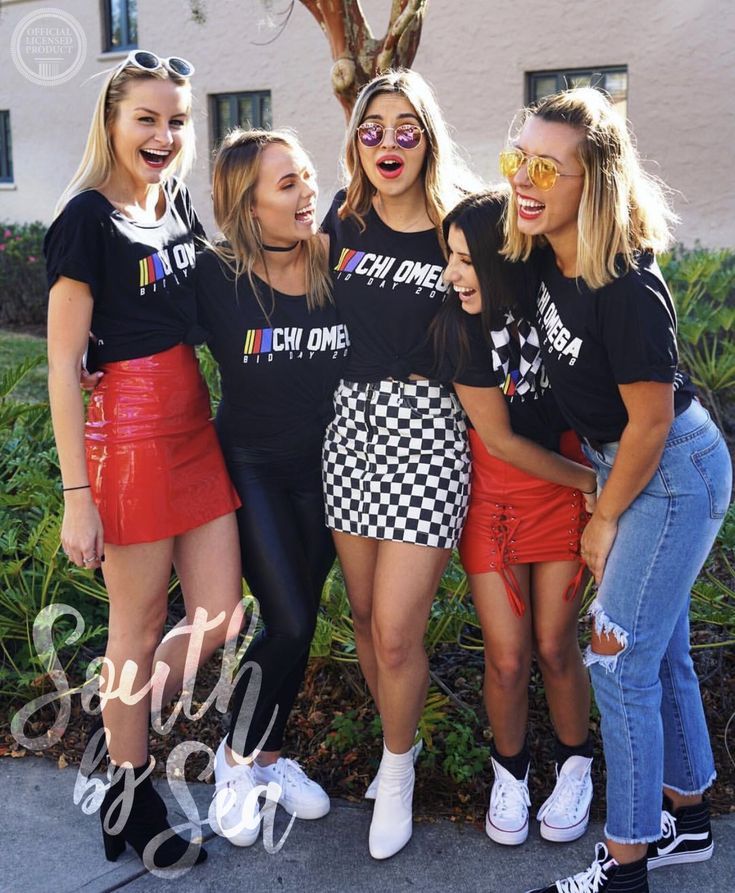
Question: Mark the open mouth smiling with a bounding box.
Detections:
[140,147,172,168]
[516,193,545,219]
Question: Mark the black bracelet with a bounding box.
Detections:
[62,484,91,492]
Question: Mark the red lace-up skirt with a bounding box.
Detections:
[84,344,240,545]
[458,428,589,616]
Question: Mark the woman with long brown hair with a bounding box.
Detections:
[199,129,345,846]
[321,69,477,859]
[436,189,597,849]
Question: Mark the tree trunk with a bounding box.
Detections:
[189,1,429,120]
[300,0,428,119]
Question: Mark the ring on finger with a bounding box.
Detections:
[82,553,98,564]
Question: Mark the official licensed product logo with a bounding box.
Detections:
[10,7,87,87]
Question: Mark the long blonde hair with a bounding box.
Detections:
[54,64,195,217]
[209,129,331,316]
[503,87,677,289]
[339,69,478,242]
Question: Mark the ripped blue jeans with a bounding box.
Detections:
[583,400,732,844]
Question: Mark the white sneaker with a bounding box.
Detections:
[252,757,330,820]
[485,757,531,845]
[208,738,263,847]
[365,738,423,800]
[537,755,593,843]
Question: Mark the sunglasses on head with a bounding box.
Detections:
[499,147,583,191]
[357,121,425,150]
[121,50,195,79]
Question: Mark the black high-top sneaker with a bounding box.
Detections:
[525,842,648,892]
[646,795,714,870]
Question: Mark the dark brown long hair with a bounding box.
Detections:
[432,188,525,378]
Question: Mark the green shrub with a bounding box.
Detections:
[0,222,47,328]
[0,360,108,702]
[660,247,735,429]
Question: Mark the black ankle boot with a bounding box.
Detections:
[100,761,207,870]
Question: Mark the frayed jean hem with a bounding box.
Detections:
[603,827,663,846]
[663,770,717,797]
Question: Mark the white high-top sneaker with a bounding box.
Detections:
[485,757,531,845]
[537,755,593,843]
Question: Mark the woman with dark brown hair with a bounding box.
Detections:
[436,189,597,850]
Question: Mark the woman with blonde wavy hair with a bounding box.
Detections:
[198,129,346,846]
[321,69,478,860]
[44,52,244,871]
[499,87,732,893]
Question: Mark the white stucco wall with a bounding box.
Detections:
[0,0,733,247]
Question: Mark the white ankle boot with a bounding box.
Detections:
[365,737,422,800]
[368,743,415,860]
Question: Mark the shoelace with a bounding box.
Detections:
[273,758,309,789]
[538,769,589,820]
[491,777,530,819]
[216,760,255,794]
[555,842,609,893]
[659,809,676,839]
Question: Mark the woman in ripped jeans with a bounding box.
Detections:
[499,86,732,893]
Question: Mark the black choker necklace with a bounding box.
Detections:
[262,242,299,252]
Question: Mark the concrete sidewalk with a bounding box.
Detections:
[3,756,733,893]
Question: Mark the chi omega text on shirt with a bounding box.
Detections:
[537,281,583,365]
[242,322,351,363]
[138,241,196,294]
[334,248,449,297]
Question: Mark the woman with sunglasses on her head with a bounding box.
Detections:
[44,52,243,871]
[321,69,476,860]
[497,88,732,893]
[436,189,597,850]
[196,129,343,846]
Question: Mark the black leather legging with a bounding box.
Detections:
[223,448,335,756]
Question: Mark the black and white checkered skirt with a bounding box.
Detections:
[322,379,470,548]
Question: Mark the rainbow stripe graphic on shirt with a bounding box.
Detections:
[139,252,167,287]
[243,328,273,355]
[334,248,366,272]
[502,370,520,397]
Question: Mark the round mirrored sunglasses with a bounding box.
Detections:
[357,122,424,150]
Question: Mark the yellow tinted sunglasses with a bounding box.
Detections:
[499,147,583,191]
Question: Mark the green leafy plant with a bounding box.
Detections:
[0,222,48,327]
[690,504,735,651]
[660,247,735,428]
[0,361,109,701]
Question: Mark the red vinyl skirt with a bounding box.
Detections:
[458,428,589,616]
[85,344,240,546]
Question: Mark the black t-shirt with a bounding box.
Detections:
[44,180,206,370]
[534,247,694,442]
[321,190,448,382]
[452,311,570,452]
[196,249,348,458]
